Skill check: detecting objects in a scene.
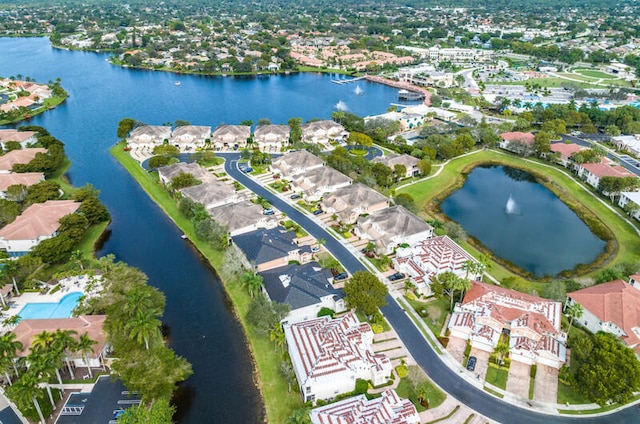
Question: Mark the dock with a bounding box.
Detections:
[331,76,366,85]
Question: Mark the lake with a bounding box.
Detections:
[440,165,606,277]
[0,37,403,423]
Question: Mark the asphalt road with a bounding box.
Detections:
[222,153,639,424]
[559,134,640,177]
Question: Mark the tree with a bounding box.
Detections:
[288,117,302,143]
[245,295,290,337]
[241,271,264,298]
[564,302,583,334]
[193,219,228,250]
[343,271,387,317]
[279,361,296,394]
[285,408,311,424]
[494,342,509,366]
[24,180,61,206]
[533,131,551,155]
[432,271,463,311]
[78,196,110,224]
[443,221,466,242]
[6,184,28,203]
[125,309,162,350]
[417,159,431,176]
[393,193,417,213]
[574,332,640,406]
[6,374,46,424]
[76,333,98,379]
[393,164,407,181]
[0,332,23,385]
[117,398,175,424]
[540,280,567,302]
[117,118,136,139]
[169,172,201,191]
[269,324,285,353]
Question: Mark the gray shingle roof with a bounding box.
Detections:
[233,226,304,265]
[157,162,211,183]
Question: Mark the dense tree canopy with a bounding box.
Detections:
[343,271,387,316]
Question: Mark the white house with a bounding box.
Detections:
[291,166,352,201]
[0,200,81,257]
[372,153,420,179]
[284,313,392,403]
[210,124,251,150]
[270,150,324,179]
[0,172,44,199]
[170,125,211,148]
[157,162,212,186]
[576,157,636,189]
[612,134,640,157]
[301,120,348,146]
[180,181,244,210]
[618,191,640,220]
[127,125,172,148]
[207,200,277,236]
[0,129,38,149]
[254,124,290,151]
[499,132,535,156]
[320,183,389,224]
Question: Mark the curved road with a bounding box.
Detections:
[222,153,638,424]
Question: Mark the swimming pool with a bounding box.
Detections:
[17,292,83,320]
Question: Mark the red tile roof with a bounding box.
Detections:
[0,172,44,192]
[550,142,582,158]
[581,158,636,179]
[0,200,80,241]
[0,148,47,172]
[501,132,535,145]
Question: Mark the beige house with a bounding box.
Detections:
[0,129,38,149]
[0,148,47,173]
[0,172,44,198]
[373,153,420,179]
[270,150,324,179]
[0,200,81,257]
[207,200,277,236]
[355,206,434,255]
[301,120,348,146]
[171,125,211,148]
[254,124,290,150]
[576,157,637,189]
[210,124,251,150]
[320,183,388,224]
[127,125,172,148]
[181,181,244,210]
[157,162,212,186]
[291,166,352,201]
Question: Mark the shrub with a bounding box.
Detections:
[395,365,408,378]
[317,307,335,318]
[355,379,369,395]
[371,323,383,334]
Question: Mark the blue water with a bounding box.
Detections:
[18,291,83,320]
[441,165,606,277]
[0,37,403,423]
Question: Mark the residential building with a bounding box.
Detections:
[0,200,81,257]
[170,125,211,148]
[291,166,352,201]
[0,129,37,149]
[0,172,44,198]
[321,183,389,224]
[126,125,172,148]
[373,153,420,178]
[254,124,290,150]
[0,148,47,173]
[566,279,640,355]
[550,142,582,167]
[301,120,348,145]
[284,313,392,403]
[355,206,434,255]
[232,226,312,272]
[448,281,566,369]
[180,181,244,210]
[612,134,640,157]
[210,124,251,150]
[394,236,481,296]
[270,150,324,179]
[499,132,535,155]
[260,261,346,324]
[576,157,636,189]
[157,162,212,186]
[618,191,640,220]
[14,315,108,368]
[310,389,420,424]
[207,200,277,236]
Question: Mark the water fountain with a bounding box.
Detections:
[354,85,364,95]
[335,100,348,111]
[505,195,519,215]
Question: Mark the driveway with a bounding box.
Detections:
[446,336,468,364]
[468,347,491,381]
[506,361,531,399]
[534,365,558,404]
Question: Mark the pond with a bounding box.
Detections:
[440,165,606,277]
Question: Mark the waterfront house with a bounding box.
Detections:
[180,181,244,210]
[372,153,420,179]
[448,281,566,369]
[320,183,389,224]
[0,172,44,199]
[549,142,582,168]
[310,389,420,424]
[566,279,640,356]
[127,125,172,148]
[612,134,640,157]
[232,227,312,272]
[618,191,640,220]
[0,200,81,257]
[355,206,434,255]
[254,124,290,150]
[210,124,251,150]
[291,166,352,201]
[14,315,108,369]
[499,132,535,156]
[270,150,324,179]
[575,157,636,189]
[260,261,346,324]
[0,148,47,174]
[284,313,392,403]
[170,125,211,148]
[0,129,38,149]
[394,235,482,296]
[157,162,212,186]
[207,200,277,236]
[301,120,349,146]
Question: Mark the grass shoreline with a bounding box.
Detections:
[110,142,301,423]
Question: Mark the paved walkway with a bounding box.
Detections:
[507,361,531,399]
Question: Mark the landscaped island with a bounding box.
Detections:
[0,77,68,125]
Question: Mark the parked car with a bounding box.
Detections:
[334,272,348,281]
[313,209,324,215]
[388,272,405,281]
[466,356,477,371]
[311,246,320,253]
[263,208,274,215]
[290,193,301,199]
[242,167,253,173]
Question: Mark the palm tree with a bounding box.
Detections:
[7,374,45,424]
[125,309,162,350]
[457,277,471,303]
[494,342,510,367]
[2,261,20,295]
[0,333,23,385]
[241,272,264,298]
[269,324,285,353]
[53,329,78,381]
[565,302,584,334]
[76,333,97,379]
[27,348,58,410]
[434,272,461,311]
[3,315,20,330]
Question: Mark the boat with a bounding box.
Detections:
[175,82,181,86]
[181,234,188,239]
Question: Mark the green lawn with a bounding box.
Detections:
[404,297,449,337]
[557,381,591,405]
[485,364,509,390]
[574,69,618,79]
[395,375,446,411]
[110,143,302,423]
[398,150,640,282]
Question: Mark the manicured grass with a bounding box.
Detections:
[558,393,640,415]
[76,221,109,258]
[398,150,640,282]
[395,375,446,411]
[485,364,508,390]
[574,69,618,79]
[110,143,302,423]
[349,148,368,156]
[405,297,449,337]
[557,381,591,405]
[0,95,67,125]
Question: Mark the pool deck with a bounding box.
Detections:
[0,274,101,333]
